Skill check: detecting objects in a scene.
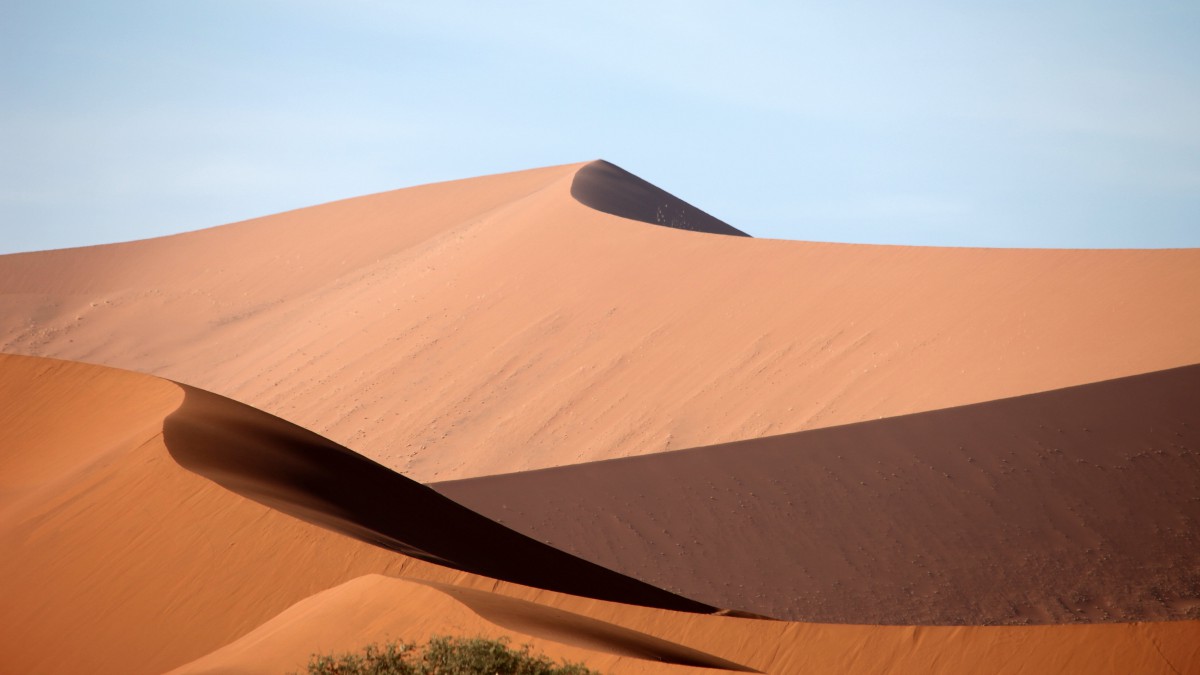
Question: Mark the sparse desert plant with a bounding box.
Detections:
[303,635,599,675]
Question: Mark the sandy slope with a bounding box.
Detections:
[0,353,709,673]
[0,354,403,673]
[165,382,712,613]
[5,354,1197,674]
[175,574,1200,675]
[437,365,1200,624]
[2,161,1198,481]
[169,575,751,675]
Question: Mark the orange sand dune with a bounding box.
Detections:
[2,161,1198,481]
[0,353,703,673]
[165,383,712,613]
[176,574,1200,675]
[2,354,1198,674]
[170,575,754,675]
[437,365,1200,624]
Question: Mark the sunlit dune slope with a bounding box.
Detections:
[436,364,1200,625]
[2,161,1198,481]
[2,354,1198,675]
[177,573,1200,675]
[0,354,697,674]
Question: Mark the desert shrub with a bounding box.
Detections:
[304,635,598,675]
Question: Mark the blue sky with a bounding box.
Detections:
[2,1,1198,252]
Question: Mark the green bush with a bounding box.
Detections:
[303,635,599,675]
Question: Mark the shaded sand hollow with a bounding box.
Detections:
[2,354,1197,674]
[1,161,1199,482]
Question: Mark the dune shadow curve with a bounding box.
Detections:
[162,384,719,616]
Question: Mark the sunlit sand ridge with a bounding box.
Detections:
[1,161,1197,673]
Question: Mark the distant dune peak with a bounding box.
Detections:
[570,160,750,237]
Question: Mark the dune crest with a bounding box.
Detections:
[171,574,757,674]
[570,160,748,236]
[163,383,714,614]
[3,156,1199,673]
[2,162,1197,481]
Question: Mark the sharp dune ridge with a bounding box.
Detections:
[1,161,1197,482]
[0,354,718,673]
[164,381,715,614]
[168,575,759,675]
[2,159,1199,674]
[570,160,750,237]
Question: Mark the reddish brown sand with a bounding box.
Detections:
[2,161,1198,673]
[1,161,1198,482]
[436,365,1200,624]
[165,383,713,613]
[2,354,1197,674]
[171,574,1200,675]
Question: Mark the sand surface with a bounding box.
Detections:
[1,161,1198,482]
[436,364,1200,624]
[165,382,712,613]
[172,574,1200,675]
[4,353,1197,674]
[2,159,1198,673]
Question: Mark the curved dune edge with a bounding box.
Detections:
[569,160,749,236]
[2,163,1199,484]
[0,353,695,674]
[163,383,715,614]
[2,354,1199,675]
[174,573,1200,675]
[436,363,1200,625]
[170,574,758,674]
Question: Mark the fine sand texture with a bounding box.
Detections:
[4,353,1195,672]
[169,575,756,675]
[174,574,1200,675]
[5,353,1198,675]
[3,158,1199,674]
[0,353,718,673]
[2,161,1199,482]
[165,383,713,613]
[436,365,1200,624]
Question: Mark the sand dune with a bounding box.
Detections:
[3,159,1198,673]
[570,160,749,236]
[437,364,1200,624]
[0,353,721,673]
[0,354,401,673]
[176,574,1200,675]
[2,354,1198,674]
[165,382,712,613]
[170,575,754,675]
[1,161,1198,481]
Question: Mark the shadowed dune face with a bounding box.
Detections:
[0,354,396,674]
[163,384,715,614]
[436,364,1200,625]
[0,354,717,674]
[1,162,1198,481]
[4,347,1200,674]
[3,158,1200,673]
[570,160,749,236]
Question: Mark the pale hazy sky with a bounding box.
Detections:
[3,1,1198,252]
